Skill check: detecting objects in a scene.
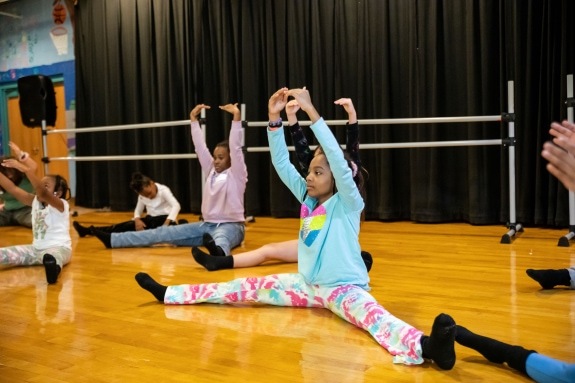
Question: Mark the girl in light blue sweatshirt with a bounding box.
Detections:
[135,88,456,370]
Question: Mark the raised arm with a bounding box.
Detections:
[267,88,308,202]
[9,141,38,173]
[189,104,213,172]
[334,98,360,167]
[286,100,313,175]
[220,103,247,179]
[2,159,65,211]
[288,89,363,213]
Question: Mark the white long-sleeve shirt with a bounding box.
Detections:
[133,183,181,222]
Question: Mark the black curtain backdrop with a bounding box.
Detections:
[75,0,575,226]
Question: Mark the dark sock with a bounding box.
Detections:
[526,268,570,289]
[202,233,225,256]
[192,247,234,271]
[92,229,112,248]
[73,221,91,238]
[456,325,507,363]
[455,325,535,375]
[42,254,61,284]
[360,251,373,272]
[421,313,456,370]
[135,272,167,302]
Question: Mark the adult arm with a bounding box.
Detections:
[0,171,34,206]
[2,159,64,212]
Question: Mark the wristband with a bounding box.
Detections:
[268,117,283,128]
[19,152,29,162]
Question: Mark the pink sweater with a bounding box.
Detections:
[190,120,247,223]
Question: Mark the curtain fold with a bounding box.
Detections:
[75,0,575,226]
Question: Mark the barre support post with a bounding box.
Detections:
[501,80,523,244]
[558,74,575,246]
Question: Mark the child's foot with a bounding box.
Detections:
[43,254,61,284]
[526,268,570,289]
[421,313,456,370]
[73,221,92,237]
[202,233,225,256]
[360,251,373,272]
[93,229,112,248]
[192,247,234,271]
[135,272,167,302]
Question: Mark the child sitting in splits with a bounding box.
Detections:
[92,103,247,255]
[192,97,373,272]
[136,88,456,370]
[0,156,71,284]
[73,172,185,237]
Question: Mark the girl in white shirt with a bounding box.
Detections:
[0,157,71,284]
[72,172,184,237]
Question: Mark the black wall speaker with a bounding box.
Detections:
[17,75,57,128]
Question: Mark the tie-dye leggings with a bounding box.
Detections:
[0,244,72,268]
[165,272,424,365]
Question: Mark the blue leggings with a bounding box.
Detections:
[526,353,575,383]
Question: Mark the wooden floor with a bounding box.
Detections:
[1,208,574,382]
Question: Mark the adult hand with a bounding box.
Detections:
[549,120,575,156]
[542,141,575,192]
[268,87,288,120]
[2,158,28,173]
[8,141,23,159]
[190,104,211,122]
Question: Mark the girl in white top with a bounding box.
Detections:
[0,156,71,284]
[72,172,183,237]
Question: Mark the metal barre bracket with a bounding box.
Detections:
[502,137,517,147]
[501,113,515,122]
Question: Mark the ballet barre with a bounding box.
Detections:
[45,81,521,243]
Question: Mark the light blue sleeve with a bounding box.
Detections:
[310,118,364,213]
[268,127,308,203]
[526,352,575,383]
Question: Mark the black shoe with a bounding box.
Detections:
[73,221,91,238]
[178,219,188,225]
[93,229,112,248]
[43,253,61,284]
[361,251,373,272]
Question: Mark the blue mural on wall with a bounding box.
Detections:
[0,0,76,154]
[0,0,75,71]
